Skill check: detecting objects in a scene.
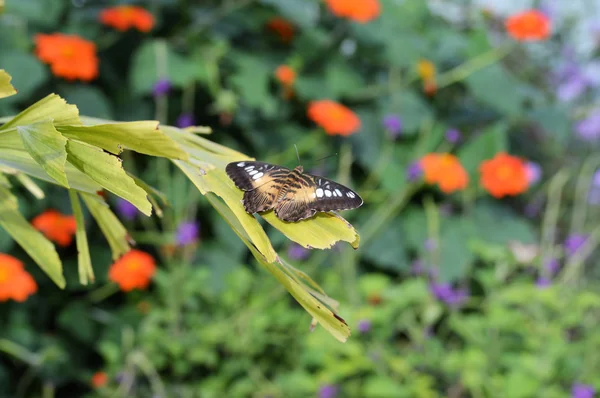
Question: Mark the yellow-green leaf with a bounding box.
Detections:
[17,119,69,187]
[0,69,17,98]
[58,121,188,160]
[69,190,94,285]
[81,193,130,260]
[0,148,101,193]
[66,140,152,215]
[1,94,80,130]
[0,185,65,288]
[0,171,11,187]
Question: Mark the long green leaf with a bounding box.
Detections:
[81,193,130,260]
[1,94,80,130]
[66,140,152,215]
[69,190,94,285]
[17,119,69,187]
[0,70,17,98]
[0,185,65,288]
[58,122,188,160]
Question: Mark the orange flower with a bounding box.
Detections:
[35,34,98,81]
[109,250,156,292]
[307,100,361,136]
[32,210,77,247]
[505,10,551,41]
[275,65,296,87]
[417,60,437,95]
[266,17,295,43]
[0,254,37,302]
[99,6,154,32]
[91,371,108,388]
[324,0,380,23]
[420,153,469,193]
[479,153,529,198]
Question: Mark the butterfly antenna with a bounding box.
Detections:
[314,153,338,162]
[294,144,301,165]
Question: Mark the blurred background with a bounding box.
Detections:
[1,0,600,397]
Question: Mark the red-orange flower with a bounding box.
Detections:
[505,10,551,41]
[32,210,77,247]
[99,6,154,32]
[0,254,37,302]
[35,34,99,81]
[307,100,361,136]
[91,371,108,388]
[420,153,469,193]
[479,153,529,198]
[266,17,295,43]
[275,65,296,87]
[417,60,437,95]
[109,250,156,292]
[324,0,380,23]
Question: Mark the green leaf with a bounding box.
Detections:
[0,185,65,288]
[1,52,47,102]
[17,119,69,187]
[529,105,571,145]
[60,85,113,119]
[1,94,80,130]
[81,193,130,260]
[323,60,364,98]
[393,91,433,132]
[465,64,523,117]
[0,70,17,98]
[229,53,277,117]
[259,0,319,28]
[66,140,152,215]
[4,0,65,26]
[363,223,408,271]
[459,123,508,176]
[69,190,93,285]
[58,121,188,160]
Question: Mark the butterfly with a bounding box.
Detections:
[225,161,363,222]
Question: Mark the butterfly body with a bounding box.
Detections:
[226,161,363,222]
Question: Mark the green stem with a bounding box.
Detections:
[561,225,600,285]
[0,339,40,365]
[88,283,120,302]
[569,155,600,235]
[539,170,570,263]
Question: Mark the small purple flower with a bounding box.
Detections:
[588,170,600,205]
[575,112,600,141]
[152,78,171,97]
[564,234,588,257]
[544,258,560,275]
[383,115,402,137]
[288,243,310,260]
[430,282,468,307]
[445,128,461,143]
[411,259,426,275]
[176,113,195,128]
[357,319,371,333]
[406,161,422,182]
[536,276,552,288]
[424,238,437,252]
[318,384,338,398]
[116,198,138,221]
[558,72,589,102]
[526,162,542,185]
[176,222,199,246]
[572,383,595,398]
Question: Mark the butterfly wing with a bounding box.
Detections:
[305,174,363,212]
[226,161,291,214]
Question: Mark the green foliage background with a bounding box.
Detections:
[1,0,600,397]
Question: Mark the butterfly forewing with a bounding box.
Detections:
[307,174,363,212]
[225,161,291,191]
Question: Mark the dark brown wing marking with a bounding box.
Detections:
[274,171,316,222]
[225,161,290,191]
[306,174,363,212]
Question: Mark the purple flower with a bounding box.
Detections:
[383,115,402,137]
[424,238,437,252]
[536,276,552,288]
[564,234,588,257]
[575,112,600,141]
[288,243,310,260]
[152,78,171,97]
[588,170,600,205]
[176,113,195,128]
[430,282,468,307]
[116,198,138,221]
[526,162,542,185]
[572,383,595,398]
[544,258,560,274]
[176,222,199,246]
[318,384,338,398]
[406,161,422,182]
[357,319,371,333]
[445,128,461,143]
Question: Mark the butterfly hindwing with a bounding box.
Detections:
[225,161,291,191]
[306,174,363,212]
[273,171,317,222]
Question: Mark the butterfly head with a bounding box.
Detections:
[294,165,304,173]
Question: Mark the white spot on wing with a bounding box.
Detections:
[248,170,258,176]
[347,191,356,198]
[325,190,332,197]
[335,189,342,197]
[245,166,254,171]
[253,172,264,180]
[316,188,324,198]
[237,162,245,167]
